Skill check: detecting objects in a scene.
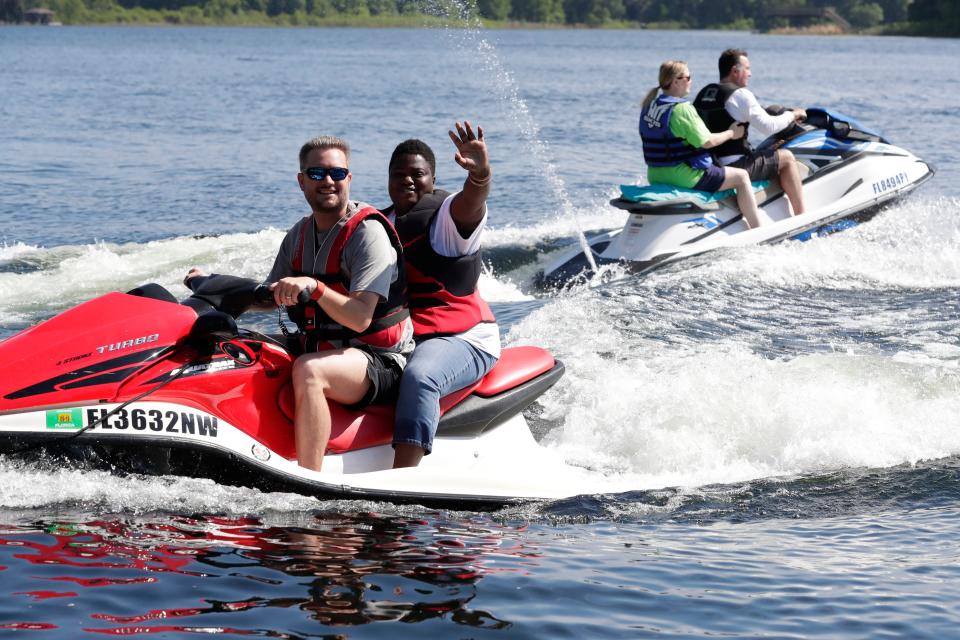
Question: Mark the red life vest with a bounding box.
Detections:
[390,191,496,337]
[289,205,409,352]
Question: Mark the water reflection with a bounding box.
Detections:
[0,512,533,634]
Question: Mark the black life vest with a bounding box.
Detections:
[693,82,750,159]
[388,190,496,338]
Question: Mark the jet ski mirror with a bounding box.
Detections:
[187,311,239,343]
[186,274,261,318]
[831,120,851,139]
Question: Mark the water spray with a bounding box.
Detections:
[430,1,600,275]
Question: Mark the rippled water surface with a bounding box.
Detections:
[2,23,960,638]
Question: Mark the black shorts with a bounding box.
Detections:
[693,164,726,193]
[346,345,405,410]
[727,147,780,182]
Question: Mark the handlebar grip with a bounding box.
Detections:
[254,282,313,306]
[253,283,275,305]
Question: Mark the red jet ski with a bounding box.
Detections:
[0,277,595,506]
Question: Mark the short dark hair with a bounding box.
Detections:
[299,136,350,170]
[389,139,436,175]
[719,48,747,78]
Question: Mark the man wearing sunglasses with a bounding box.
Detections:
[263,135,413,472]
[381,121,500,468]
[693,48,807,216]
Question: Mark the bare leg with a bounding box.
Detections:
[719,167,761,228]
[393,444,425,468]
[291,348,371,471]
[776,149,805,215]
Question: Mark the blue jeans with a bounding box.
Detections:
[392,336,498,454]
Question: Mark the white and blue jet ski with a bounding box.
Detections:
[538,107,935,287]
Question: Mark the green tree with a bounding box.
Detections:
[630,0,701,26]
[0,0,24,22]
[908,0,960,32]
[563,0,625,25]
[511,0,564,23]
[476,0,509,20]
[85,0,121,11]
[331,0,365,14]
[49,0,86,22]
[367,0,396,14]
[267,0,303,16]
[305,0,330,15]
[180,4,203,21]
[875,0,908,22]
[847,1,882,28]
[621,0,653,21]
[697,0,754,28]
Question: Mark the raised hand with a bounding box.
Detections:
[448,120,490,179]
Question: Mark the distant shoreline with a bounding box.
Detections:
[4,14,956,37]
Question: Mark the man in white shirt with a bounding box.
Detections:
[383,122,501,468]
[694,48,807,216]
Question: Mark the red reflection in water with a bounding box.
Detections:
[14,590,78,600]
[0,513,535,633]
[0,533,195,575]
[0,622,58,630]
[91,599,259,624]
[82,625,255,636]
[46,576,157,588]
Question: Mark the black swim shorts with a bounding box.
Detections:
[727,147,780,182]
[346,345,405,410]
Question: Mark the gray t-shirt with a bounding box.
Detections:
[268,202,398,300]
[267,202,414,358]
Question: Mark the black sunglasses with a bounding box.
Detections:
[303,166,349,181]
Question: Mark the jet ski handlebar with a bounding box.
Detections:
[184,274,310,318]
[253,282,311,307]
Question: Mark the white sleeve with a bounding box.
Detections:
[429,192,487,258]
[726,88,796,139]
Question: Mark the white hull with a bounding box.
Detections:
[0,401,599,506]
[539,124,935,286]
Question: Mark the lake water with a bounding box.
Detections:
[2,23,960,638]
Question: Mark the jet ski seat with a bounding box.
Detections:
[613,181,770,214]
[272,346,561,455]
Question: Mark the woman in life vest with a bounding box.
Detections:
[640,60,764,228]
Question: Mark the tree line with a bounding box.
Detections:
[3,0,958,35]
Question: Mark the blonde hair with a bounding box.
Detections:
[642,60,689,109]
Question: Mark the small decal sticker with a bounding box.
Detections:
[46,408,83,430]
[251,444,271,462]
[685,213,723,230]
